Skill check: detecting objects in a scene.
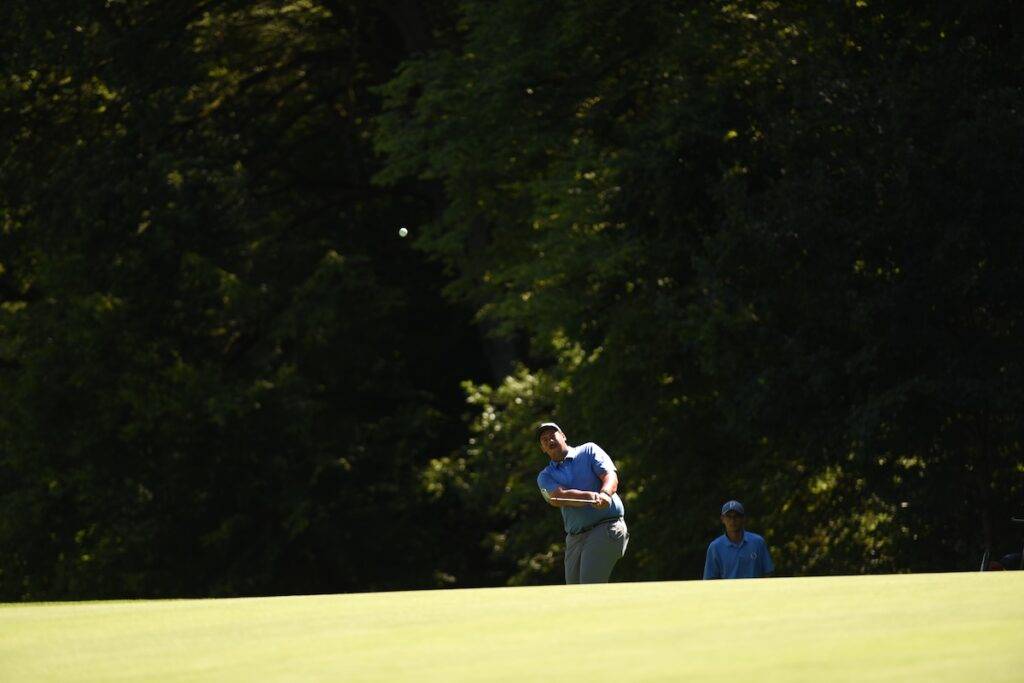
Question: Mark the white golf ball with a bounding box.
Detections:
[398,226,408,238]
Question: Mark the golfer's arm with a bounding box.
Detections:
[598,471,618,498]
[547,486,599,507]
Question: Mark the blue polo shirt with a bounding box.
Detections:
[537,442,625,534]
[703,531,774,579]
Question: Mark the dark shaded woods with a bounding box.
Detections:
[1,1,1021,599]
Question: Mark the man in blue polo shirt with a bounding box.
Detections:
[536,422,628,584]
[703,500,774,579]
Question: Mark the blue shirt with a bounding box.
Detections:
[537,442,625,534]
[703,531,774,579]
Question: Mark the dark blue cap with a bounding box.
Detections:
[721,500,745,515]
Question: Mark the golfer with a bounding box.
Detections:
[536,422,628,583]
[703,500,774,579]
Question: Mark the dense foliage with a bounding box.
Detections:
[376,0,1024,581]
[0,0,490,599]
[1,0,1021,599]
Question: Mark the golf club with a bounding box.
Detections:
[549,496,607,505]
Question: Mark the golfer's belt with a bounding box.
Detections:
[569,516,622,536]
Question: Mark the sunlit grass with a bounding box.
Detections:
[2,572,1021,681]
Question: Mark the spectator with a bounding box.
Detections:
[703,500,774,580]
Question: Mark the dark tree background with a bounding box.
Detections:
[1,0,1021,599]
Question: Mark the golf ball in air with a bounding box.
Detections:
[398,226,408,237]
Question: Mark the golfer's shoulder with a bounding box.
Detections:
[745,531,768,545]
[576,441,611,457]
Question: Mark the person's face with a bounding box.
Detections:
[539,428,569,460]
[721,511,745,533]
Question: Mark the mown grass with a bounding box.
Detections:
[2,572,1021,681]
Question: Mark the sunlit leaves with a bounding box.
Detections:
[378,0,1024,580]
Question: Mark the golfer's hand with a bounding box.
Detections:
[593,492,611,509]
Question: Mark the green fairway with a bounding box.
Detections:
[2,572,1022,681]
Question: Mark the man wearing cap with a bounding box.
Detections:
[536,422,629,584]
[703,500,775,579]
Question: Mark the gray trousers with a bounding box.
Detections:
[564,518,629,584]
